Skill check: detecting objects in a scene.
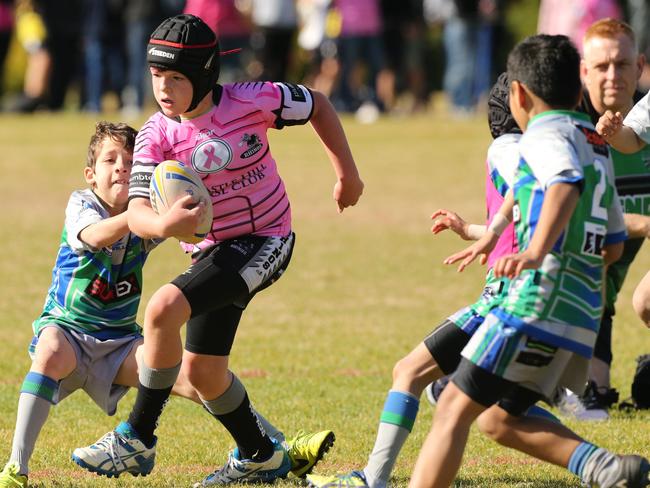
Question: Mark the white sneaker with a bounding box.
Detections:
[71,422,156,478]
[554,388,609,421]
[425,382,437,405]
[194,438,291,486]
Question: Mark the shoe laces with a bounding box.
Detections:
[213,451,246,479]
[95,431,129,471]
[287,430,308,451]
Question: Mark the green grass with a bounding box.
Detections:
[0,110,649,487]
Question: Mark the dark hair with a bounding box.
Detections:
[147,14,220,113]
[487,72,521,139]
[507,34,581,109]
[86,121,137,168]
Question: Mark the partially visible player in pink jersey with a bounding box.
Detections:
[73,14,362,486]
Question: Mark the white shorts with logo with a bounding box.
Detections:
[461,311,589,400]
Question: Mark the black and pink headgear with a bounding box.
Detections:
[147,14,220,113]
[487,72,522,140]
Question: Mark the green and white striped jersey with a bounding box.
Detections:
[496,111,626,357]
[33,189,158,339]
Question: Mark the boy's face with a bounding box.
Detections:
[84,137,132,213]
[582,33,643,114]
[150,67,194,117]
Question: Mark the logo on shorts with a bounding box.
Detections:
[238,133,263,159]
[192,139,233,173]
[86,273,140,304]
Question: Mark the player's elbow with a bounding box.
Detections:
[602,242,623,266]
[309,90,333,122]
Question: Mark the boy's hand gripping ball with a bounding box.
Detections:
[149,160,213,243]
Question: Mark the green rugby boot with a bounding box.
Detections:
[307,470,369,488]
[0,462,27,488]
[286,430,335,478]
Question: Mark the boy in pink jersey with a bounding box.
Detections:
[73,14,363,486]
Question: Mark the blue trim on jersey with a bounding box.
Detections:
[561,274,601,310]
[525,188,545,244]
[490,168,509,197]
[53,248,79,306]
[492,308,594,358]
[515,173,536,189]
[551,231,566,253]
[458,311,485,335]
[546,174,583,190]
[604,230,627,245]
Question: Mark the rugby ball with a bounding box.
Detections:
[149,160,213,244]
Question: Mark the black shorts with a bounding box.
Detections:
[452,357,543,416]
[172,233,295,356]
[423,320,472,375]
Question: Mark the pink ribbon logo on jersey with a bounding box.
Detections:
[191,139,233,174]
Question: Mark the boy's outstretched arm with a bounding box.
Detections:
[431,208,485,240]
[494,183,579,279]
[444,190,514,272]
[79,213,130,249]
[128,195,205,239]
[596,110,646,154]
[309,90,364,212]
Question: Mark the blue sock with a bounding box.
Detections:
[568,442,599,477]
[20,372,58,403]
[364,390,419,487]
[524,405,562,424]
[379,390,419,431]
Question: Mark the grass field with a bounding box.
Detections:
[0,110,649,487]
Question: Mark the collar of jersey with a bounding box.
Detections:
[529,109,590,127]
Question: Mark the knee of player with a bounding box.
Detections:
[31,345,76,380]
[392,353,439,394]
[173,369,201,402]
[392,355,422,388]
[183,355,228,391]
[476,409,510,442]
[146,284,190,328]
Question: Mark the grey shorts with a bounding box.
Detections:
[29,324,142,415]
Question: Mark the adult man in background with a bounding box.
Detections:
[575,17,650,419]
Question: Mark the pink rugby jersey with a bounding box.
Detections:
[129,82,314,252]
[485,133,520,268]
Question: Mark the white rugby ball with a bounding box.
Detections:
[149,160,213,244]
